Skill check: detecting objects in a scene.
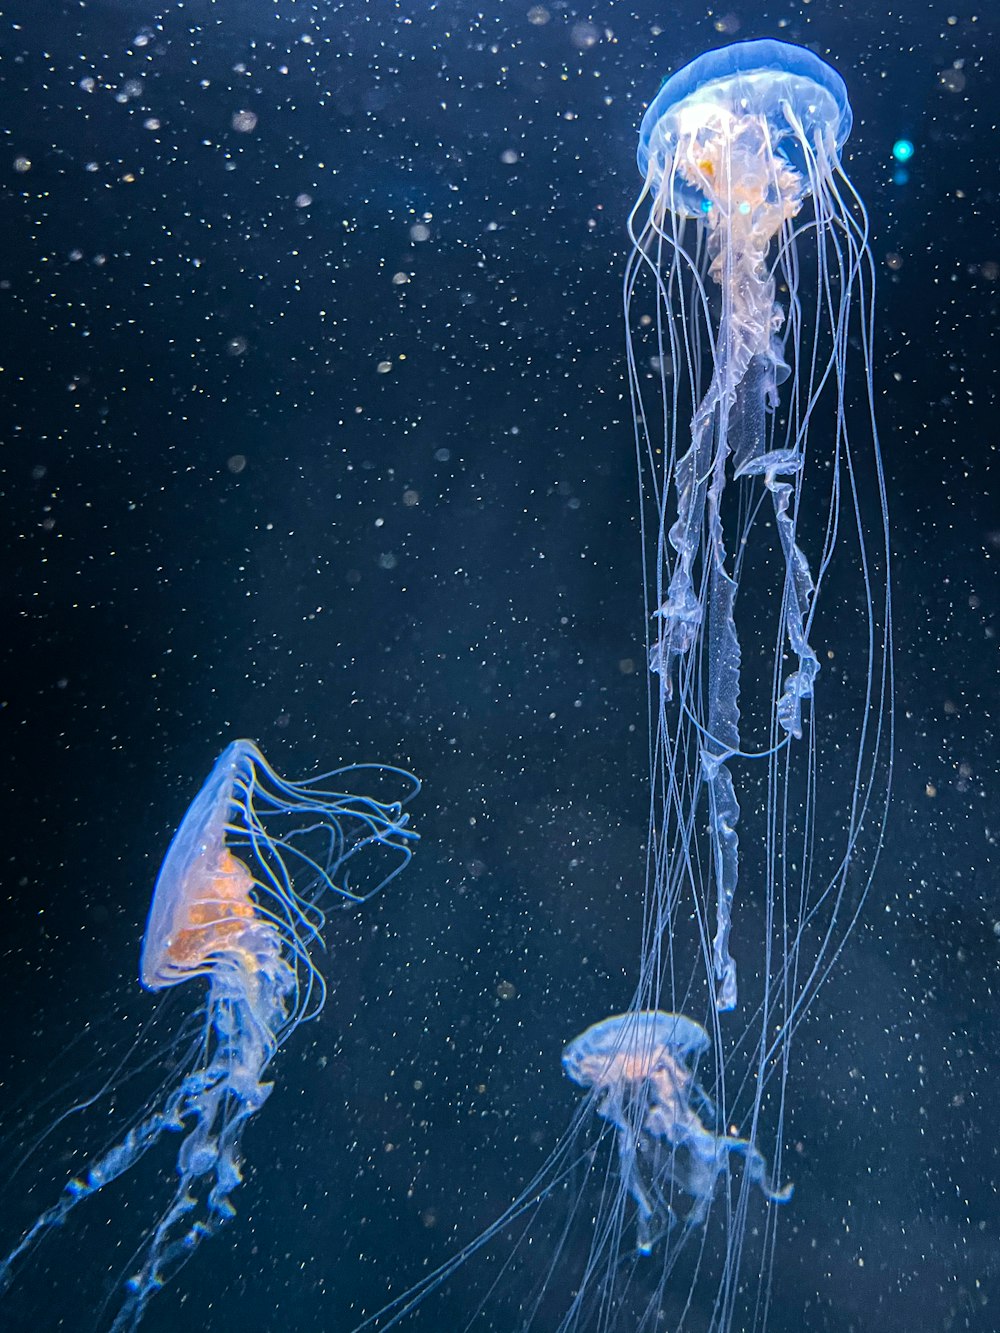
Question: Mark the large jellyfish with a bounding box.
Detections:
[351,38,891,1333]
[627,37,891,1017]
[0,739,418,1330]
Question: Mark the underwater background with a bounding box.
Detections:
[1,1,997,1330]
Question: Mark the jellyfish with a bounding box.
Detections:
[562,1012,791,1257]
[626,37,892,1017]
[0,738,418,1331]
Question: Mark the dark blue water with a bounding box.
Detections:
[1,2,997,1331]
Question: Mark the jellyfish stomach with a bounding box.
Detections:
[682,110,801,374]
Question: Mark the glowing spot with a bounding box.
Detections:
[892,139,914,163]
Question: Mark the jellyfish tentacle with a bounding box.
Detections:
[732,352,820,742]
[111,968,289,1332]
[0,1099,186,1295]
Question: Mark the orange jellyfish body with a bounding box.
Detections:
[140,744,262,989]
[158,847,258,978]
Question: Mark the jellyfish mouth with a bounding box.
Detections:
[665,108,805,243]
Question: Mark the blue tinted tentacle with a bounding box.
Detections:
[649,392,716,690]
[112,972,286,1329]
[719,1133,794,1207]
[767,464,819,739]
[731,352,820,740]
[702,431,743,1012]
[703,759,740,1012]
[0,1095,186,1295]
[738,1139,795,1205]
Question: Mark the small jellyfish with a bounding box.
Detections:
[0,739,418,1331]
[563,1011,791,1255]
